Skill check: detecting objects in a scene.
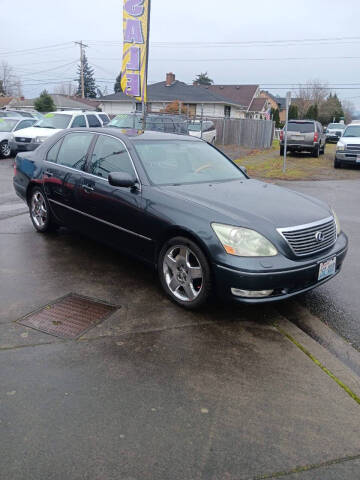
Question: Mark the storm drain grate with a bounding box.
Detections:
[17,294,118,339]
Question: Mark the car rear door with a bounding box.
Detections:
[43,132,95,227]
[76,133,153,260]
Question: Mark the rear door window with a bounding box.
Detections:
[86,114,101,127]
[71,115,86,128]
[99,114,109,125]
[287,122,314,133]
[46,138,63,163]
[57,133,94,170]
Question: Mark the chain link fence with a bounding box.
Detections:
[111,112,275,149]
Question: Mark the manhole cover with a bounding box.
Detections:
[17,294,118,339]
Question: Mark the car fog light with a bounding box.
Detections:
[231,288,274,298]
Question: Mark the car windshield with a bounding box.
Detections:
[109,114,143,129]
[188,124,202,132]
[0,118,18,131]
[134,140,245,185]
[328,123,345,130]
[34,113,71,129]
[287,122,314,133]
[343,125,360,137]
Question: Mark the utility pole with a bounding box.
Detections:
[283,91,292,173]
[74,41,88,98]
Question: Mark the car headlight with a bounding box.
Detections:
[336,142,345,151]
[34,136,47,143]
[212,223,278,257]
[331,209,341,236]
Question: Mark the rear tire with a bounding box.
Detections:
[29,187,57,233]
[158,236,212,310]
[280,146,284,156]
[312,145,320,158]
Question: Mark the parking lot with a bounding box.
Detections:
[1,156,360,479]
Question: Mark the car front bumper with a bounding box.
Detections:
[213,233,348,303]
[326,134,341,142]
[335,151,360,165]
[9,141,40,153]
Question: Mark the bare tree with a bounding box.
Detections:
[295,79,329,118]
[54,82,77,96]
[0,61,22,96]
[342,99,355,124]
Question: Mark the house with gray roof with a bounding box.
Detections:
[99,73,269,119]
[9,94,100,112]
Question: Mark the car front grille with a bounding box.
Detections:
[15,137,32,143]
[278,217,337,257]
[345,144,360,151]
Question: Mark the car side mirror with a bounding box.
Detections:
[108,171,137,188]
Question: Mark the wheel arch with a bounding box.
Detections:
[156,226,214,269]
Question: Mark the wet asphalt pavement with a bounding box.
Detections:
[1,157,360,479]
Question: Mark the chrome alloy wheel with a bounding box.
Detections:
[163,245,203,302]
[0,141,11,157]
[31,191,48,228]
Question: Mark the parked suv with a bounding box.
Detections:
[9,110,109,153]
[334,123,360,168]
[280,120,326,157]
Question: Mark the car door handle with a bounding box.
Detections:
[83,184,94,192]
[44,170,53,177]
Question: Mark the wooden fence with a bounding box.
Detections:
[211,118,275,148]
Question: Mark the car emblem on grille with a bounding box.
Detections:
[315,231,325,242]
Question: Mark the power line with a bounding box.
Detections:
[0,42,74,56]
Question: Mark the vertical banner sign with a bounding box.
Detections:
[121,0,151,103]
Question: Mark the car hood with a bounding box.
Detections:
[158,179,331,229]
[340,137,360,144]
[13,126,62,138]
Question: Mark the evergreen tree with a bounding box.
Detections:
[305,104,318,120]
[114,73,122,93]
[193,72,214,86]
[271,108,281,128]
[34,90,56,112]
[288,104,298,120]
[76,53,97,98]
[319,93,344,124]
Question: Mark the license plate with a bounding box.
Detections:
[318,257,336,281]
[356,155,360,164]
[291,135,304,141]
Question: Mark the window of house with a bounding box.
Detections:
[224,106,231,117]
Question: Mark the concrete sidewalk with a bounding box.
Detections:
[1,214,360,480]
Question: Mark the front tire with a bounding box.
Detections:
[158,236,212,309]
[334,158,342,169]
[29,187,56,233]
[0,141,11,158]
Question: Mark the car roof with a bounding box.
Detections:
[47,110,101,116]
[288,119,315,123]
[61,127,200,143]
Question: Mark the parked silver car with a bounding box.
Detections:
[0,117,37,158]
[280,120,326,157]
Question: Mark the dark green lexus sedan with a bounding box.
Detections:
[13,129,348,309]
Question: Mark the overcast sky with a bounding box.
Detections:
[1,0,360,109]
